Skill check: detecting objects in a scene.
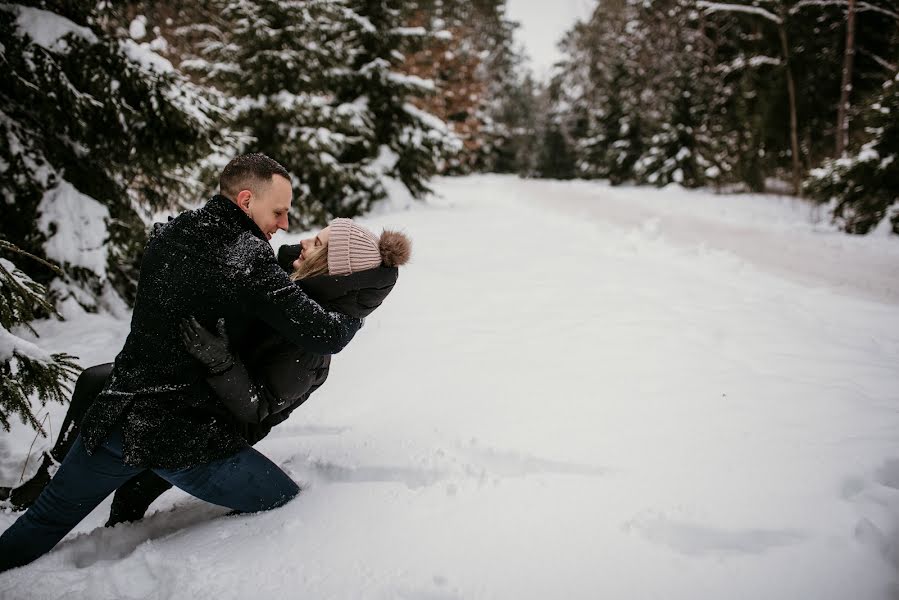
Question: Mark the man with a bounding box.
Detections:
[0,153,362,571]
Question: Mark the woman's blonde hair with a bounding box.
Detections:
[289,243,329,281]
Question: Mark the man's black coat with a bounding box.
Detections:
[81,195,362,468]
[101,262,399,525]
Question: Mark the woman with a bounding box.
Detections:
[1,218,411,526]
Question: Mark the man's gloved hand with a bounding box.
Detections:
[179,317,233,374]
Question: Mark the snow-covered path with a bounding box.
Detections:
[2,175,899,599]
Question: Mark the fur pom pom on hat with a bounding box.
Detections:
[378,229,411,267]
[327,218,412,275]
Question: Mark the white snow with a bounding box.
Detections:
[128,15,147,40]
[2,176,899,599]
[10,4,98,51]
[36,180,110,278]
[371,145,399,173]
[403,102,450,132]
[119,38,175,74]
[857,143,880,163]
[0,324,52,363]
[0,258,55,364]
[387,71,436,91]
[870,201,899,237]
[390,26,426,37]
[118,38,218,130]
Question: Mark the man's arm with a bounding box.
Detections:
[241,239,362,355]
[180,318,315,424]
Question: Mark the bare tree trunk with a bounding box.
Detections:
[778,18,802,196]
[836,0,857,156]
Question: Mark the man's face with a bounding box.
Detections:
[292,225,331,270]
[237,175,292,240]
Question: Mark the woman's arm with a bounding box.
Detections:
[203,355,282,423]
[255,355,330,429]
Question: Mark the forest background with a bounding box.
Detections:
[1,0,897,433]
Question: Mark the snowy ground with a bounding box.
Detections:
[2,175,899,600]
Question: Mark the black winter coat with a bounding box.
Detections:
[207,265,399,441]
[80,196,362,468]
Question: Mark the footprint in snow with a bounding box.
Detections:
[624,511,806,556]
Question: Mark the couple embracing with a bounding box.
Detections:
[0,153,411,571]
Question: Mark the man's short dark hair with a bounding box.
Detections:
[219,153,291,199]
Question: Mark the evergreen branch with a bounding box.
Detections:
[0,240,64,276]
[0,352,80,434]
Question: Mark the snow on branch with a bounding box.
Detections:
[387,72,435,92]
[0,324,52,363]
[9,4,99,51]
[696,1,783,24]
[390,26,426,37]
[715,54,782,73]
[403,103,449,132]
[790,0,899,20]
[36,181,110,278]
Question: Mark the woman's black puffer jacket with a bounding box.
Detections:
[205,262,398,439]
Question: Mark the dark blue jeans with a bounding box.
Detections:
[0,428,299,571]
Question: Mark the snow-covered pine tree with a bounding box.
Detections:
[697,0,895,194]
[338,0,460,200]
[0,1,220,435]
[553,12,599,180]
[634,90,712,188]
[632,1,725,188]
[399,3,479,173]
[0,1,221,308]
[482,72,540,175]
[583,60,645,185]
[694,0,805,193]
[805,72,899,234]
[0,242,79,434]
[399,0,529,175]
[542,0,896,199]
[550,0,646,184]
[175,0,376,226]
[178,0,458,226]
[533,78,577,180]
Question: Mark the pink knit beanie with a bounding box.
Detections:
[327,218,382,276]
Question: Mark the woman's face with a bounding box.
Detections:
[293,225,331,270]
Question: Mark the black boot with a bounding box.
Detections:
[4,453,54,510]
[2,364,113,512]
[106,471,174,527]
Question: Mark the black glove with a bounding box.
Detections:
[179,317,233,374]
[277,244,302,273]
